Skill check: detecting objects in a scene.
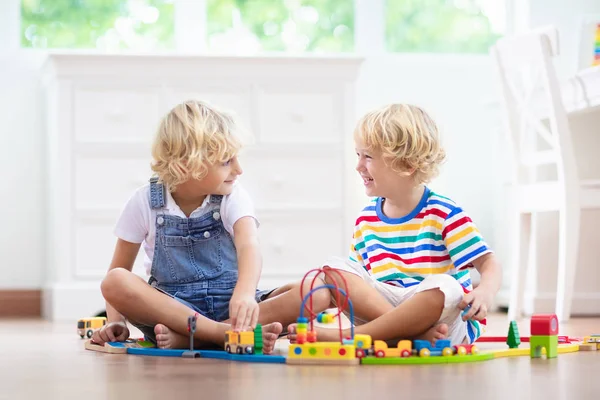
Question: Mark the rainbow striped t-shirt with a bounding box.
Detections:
[348,187,491,343]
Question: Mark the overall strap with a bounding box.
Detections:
[149,177,166,209]
[209,194,223,205]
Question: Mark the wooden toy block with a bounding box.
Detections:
[578,344,597,351]
[85,339,154,354]
[530,335,559,358]
[360,352,493,365]
[530,314,559,336]
[85,340,127,354]
[84,338,153,354]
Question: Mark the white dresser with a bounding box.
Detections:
[42,53,363,321]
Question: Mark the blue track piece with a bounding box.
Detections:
[199,350,286,364]
[126,347,199,357]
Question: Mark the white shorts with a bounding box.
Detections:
[324,257,468,346]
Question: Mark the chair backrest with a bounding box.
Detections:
[490,27,578,188]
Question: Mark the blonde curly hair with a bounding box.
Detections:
[151,100,242,191]
[354,104,446,184]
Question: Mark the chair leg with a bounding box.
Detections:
[555,202,581,322]
[508,213,532,321]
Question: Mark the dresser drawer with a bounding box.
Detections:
[258,210,346,278]
[74,212,147,278]
[238,153,343,210]
[73,86,162,142]
[257,87,340,144]
[166,86,254,136]
[75,155,152,210]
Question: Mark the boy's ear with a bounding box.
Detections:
[398,168,416,177]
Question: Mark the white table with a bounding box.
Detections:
[563,65,600,113]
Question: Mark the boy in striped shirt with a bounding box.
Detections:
[289,104,502,345]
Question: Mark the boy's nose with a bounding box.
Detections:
[355,160,365,172]
[234,158,243,175]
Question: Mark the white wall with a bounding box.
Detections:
[0,0,46,288]
[0,53,46,288]
[355,54,502,247]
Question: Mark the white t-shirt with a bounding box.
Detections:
[113,182,259,276]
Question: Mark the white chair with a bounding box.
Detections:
[490,27,600,322]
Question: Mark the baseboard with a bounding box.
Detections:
[0,290,41,317]
[495,289,600,316]
[43,282,106,321]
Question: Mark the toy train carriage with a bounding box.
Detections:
[225,330,255,355]
[413,339,453,357]
[453,343,479,355]
[372,340,412,358]
[351,335,412,358]
[583,335,600,349]
[353,334,373,358]
[584,335,600,343]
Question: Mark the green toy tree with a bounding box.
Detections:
[254,324,264,355]
[506,321,521,349]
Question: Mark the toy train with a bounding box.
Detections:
[224,324,264,355]
[353,334,478,358]
[289,332,479,363]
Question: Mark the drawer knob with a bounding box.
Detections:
[108,109,126,121]
[289,112,304,123]
[272,241,284,253]
[271,175,284,186]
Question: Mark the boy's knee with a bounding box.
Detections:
[299,278,330,310]
[419,274,463,309]
[101,268,133,304]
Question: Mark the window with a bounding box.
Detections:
[21,0,175,50]
[385,0,504,53]
[20,0,506,54]
[206,0,354,53]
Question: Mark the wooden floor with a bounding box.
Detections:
[1,313,598,400]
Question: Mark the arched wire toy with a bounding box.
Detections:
[299,285,355,343]
[298,267,354,343]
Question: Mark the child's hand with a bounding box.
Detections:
[229,292,259,331]
[459,287,494,321]
[91,321,130,345]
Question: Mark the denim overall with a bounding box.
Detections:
[132,178,269,344]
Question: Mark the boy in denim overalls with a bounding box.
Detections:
[92,100,330,353]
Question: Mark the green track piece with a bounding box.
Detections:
[360,353,494,365]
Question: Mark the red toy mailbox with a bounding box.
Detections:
[530,314,559,335]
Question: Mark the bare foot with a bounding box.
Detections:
[154,324,190,349]
[262,322,284,355]
[286,323,340,343]
[415,323,448,345]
